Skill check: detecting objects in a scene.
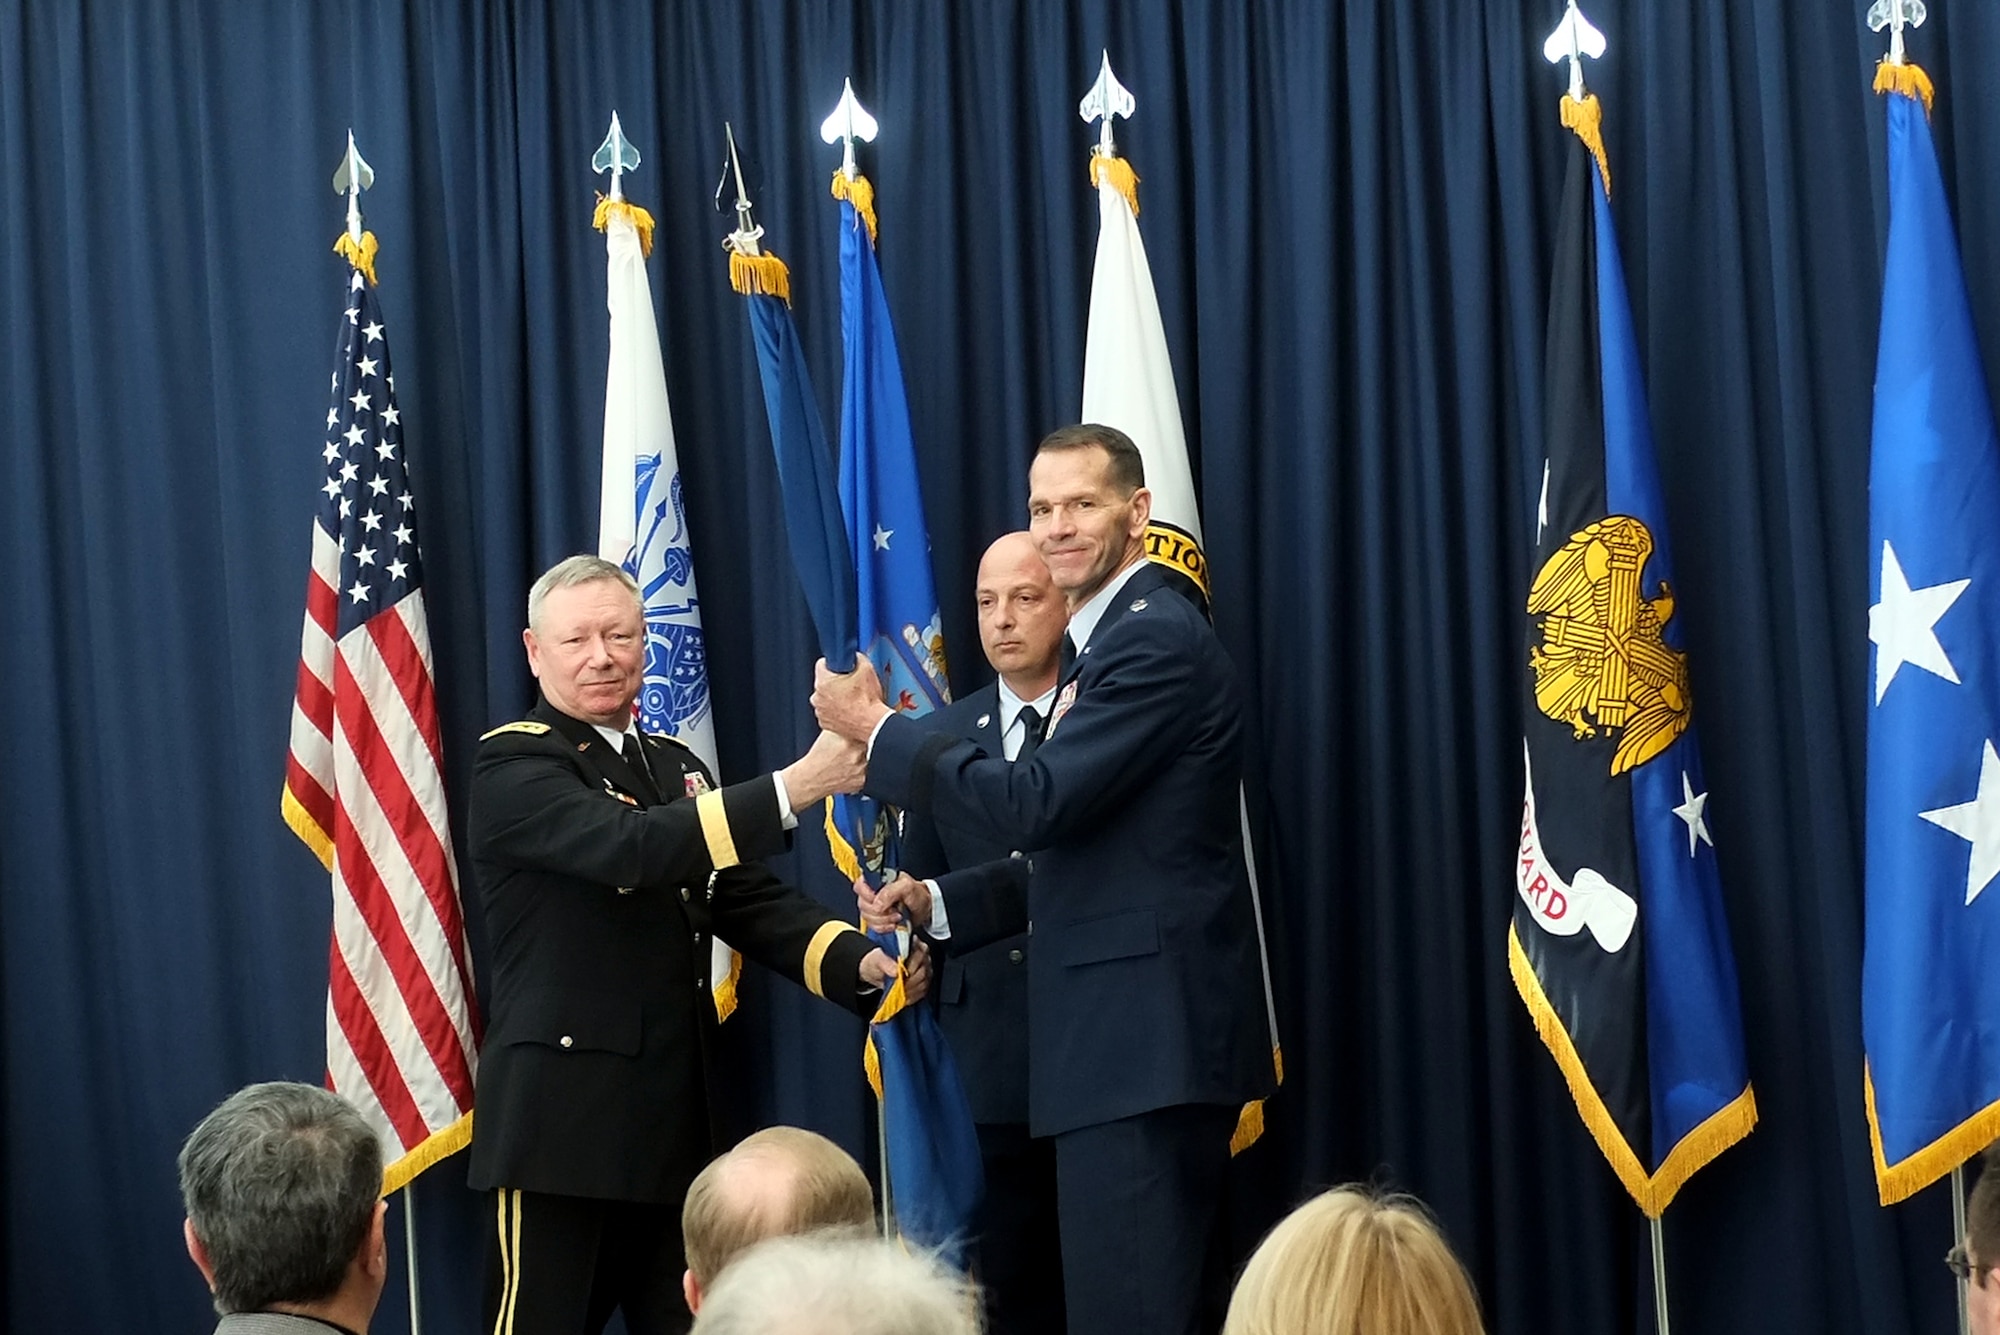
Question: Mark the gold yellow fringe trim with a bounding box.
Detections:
[830,171,878,247]
[380,1108,473,1196]
[593,195,656,258]
[1865,1064,2000,1205]
[1560,94,1612,198]
[713,947,742,1022]
[334,230,380,286]
[863,958,917,1100]
[1874,60,1936,117]
[1228,1044,1286,1156]
[729,249,792,304]
[825,797,864,884]
[1090,153,1142,218]
[1508,924,1757,1217]
[281,782,334,872]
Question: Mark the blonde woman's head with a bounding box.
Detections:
[1222,1185,1484,1335]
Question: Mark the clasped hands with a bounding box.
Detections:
[776,657,889,809]
[858,933,930,1002]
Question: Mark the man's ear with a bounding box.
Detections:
[185,1218,218,1291]
[683,1269,701,1315]
[1128,485,1153,535]
[362,1199,389,1279]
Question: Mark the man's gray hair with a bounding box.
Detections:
[177,1082,383,1315]
[527,554,641,632]
[689,1231,979,1335]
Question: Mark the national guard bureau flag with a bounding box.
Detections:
[283,240,479,1191]
[1863,60,2000,1206]
[1513,93,1755,1217]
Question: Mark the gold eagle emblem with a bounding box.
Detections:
[1527,516,1690,775]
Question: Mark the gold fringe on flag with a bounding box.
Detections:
[1228,1044,1286,1156]
[1559,94,1612,197]
[333,230,380,286]
[830,171,879,246]
[1874,60,1936,116]
[593,195,657,258]
[1865,1066,2000,1205]
[729,248,793,304]
[824,798,864,884]
[1089,152,1142,218]
[1508,924,1756,1217]
[380,1108,474,1195]
[713,948,742,1022]
[863,960,915,1099]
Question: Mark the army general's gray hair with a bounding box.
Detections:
[527,554,641,632]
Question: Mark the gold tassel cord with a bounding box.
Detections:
[1089,152,1142,218]
[1559,94,1612,198]
[593,196,657,258]
[333,230,380,286]
[830,171,879,246]
[729,249,793,305]
[1874,60,1936,117]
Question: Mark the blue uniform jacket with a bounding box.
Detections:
[898,682,1034,1126]
[868,563,1271,1137]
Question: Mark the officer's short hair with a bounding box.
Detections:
[178,1082,382,1315]
[689,1232,975,1335]
[1034,423,1147,496]
[527,554,641,632]
[682,1126,875,1289]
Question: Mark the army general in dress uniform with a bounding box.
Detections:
[469,554,918,1335]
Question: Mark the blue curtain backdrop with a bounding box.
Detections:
[3,2,1998,1332]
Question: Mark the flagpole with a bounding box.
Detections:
[403,1189,422,1335]
[1954,1165,1970,1335]
[1648,1216,1670,1335]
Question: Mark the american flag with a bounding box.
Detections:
[282,260,479,1191]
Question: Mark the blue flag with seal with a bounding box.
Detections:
[825,167,982,1261]
[1863,59,2000,1206]
[723,153,981,1259]
[1513,90,1755,1218]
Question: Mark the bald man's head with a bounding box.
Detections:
[681,1128,874,1310]
[975,531,1067,697]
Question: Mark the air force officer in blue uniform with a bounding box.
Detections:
[887,531,1068,1334]
[815,425,1272,1335]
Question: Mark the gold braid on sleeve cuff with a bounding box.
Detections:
[803,921,864,998]
[695,790,740,869]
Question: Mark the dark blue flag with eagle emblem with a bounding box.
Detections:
[1513,91,1756,1218]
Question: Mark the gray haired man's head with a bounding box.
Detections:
[688,1231,978,1335]
[527,554,640,633]
[177,1082,385,1316]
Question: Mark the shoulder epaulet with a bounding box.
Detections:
[480,720,551,742]
[643,731,695,754]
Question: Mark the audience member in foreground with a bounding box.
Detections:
[1222,1185,1484,1335]
[1962,1145,2000,1335]
[680,1126,876,1314]
[178,1082,388,1335]
[688,1232,978,1335]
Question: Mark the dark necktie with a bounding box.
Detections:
[1014,705,1043,762]
[1059,632,1078,677]
[620,732,660,803]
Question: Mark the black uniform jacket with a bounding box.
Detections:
[467,696,875,1203]
[898,682,1034,1127]
[868,563,1272,1138]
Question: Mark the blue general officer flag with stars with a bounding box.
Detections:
[830,175,982,1262]
[1514,92,1755,1218]
[1863,61,2000,1206]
